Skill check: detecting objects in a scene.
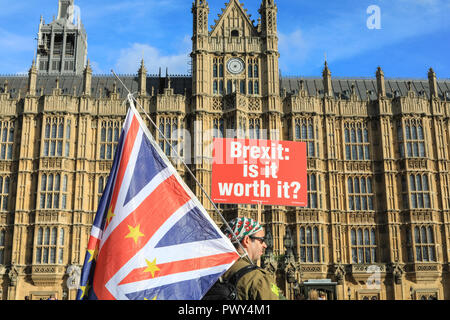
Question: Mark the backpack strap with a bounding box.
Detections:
[228,264,259,286]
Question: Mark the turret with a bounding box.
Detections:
[428,68,438,98]
[83,59,92,95]
[27,60,38,95]
[138,59,147,96]
[376,66,386,97]
[322,61,333,97]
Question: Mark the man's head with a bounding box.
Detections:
[222,217,267,263]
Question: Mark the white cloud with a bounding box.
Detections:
[114,41,191,75]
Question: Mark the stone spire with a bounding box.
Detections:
[138,59,147,96]
[322,61,333,97]
[428,67,438,98]
[83,59,92,95]
[27,60,38,95]
[376,66,386,97]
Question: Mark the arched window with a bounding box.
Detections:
[409,174,431,209]
[240,80,246,94]
[299,226,322,263]
[413,225,436,262]
[348,177,374,211]
[40,173,66,209]
[0,176,9,211]
[351,227,377,263]
[254,80,259,95]
[158,117,183,160]
[0,121,14,160]
[35,227,65,265]
[344,122,370,160]
[398,119,426,158]
[307,174,320,209]
[294,118,317,157]
[100,120,121,160]
[231,29,239,37]
[227,80,233,94]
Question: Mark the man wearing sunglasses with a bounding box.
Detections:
[221,217,285,300]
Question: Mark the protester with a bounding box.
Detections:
[221,217,285,300]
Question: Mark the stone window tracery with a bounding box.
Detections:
[35,226,65,265]
[99,120,121,160]
[299,226,322,263]
[409,174,431,209]
[43,117,71,157]
[295,118,318,158]
[307,173,322,209]
[247,58,259,95]
[398,118,426,158]
[351,227,377,263]
[249,118,261,140]
[0,176,10,211]
[39,173,68,210]
[348,176,374,211]
[344,122,370,160]
[413,226,436,262]
[158,116,183,159]
[0,121,14,160]
[213,58,224,95]
[213,118,225,139]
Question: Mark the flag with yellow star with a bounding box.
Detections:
[77,95,239,300]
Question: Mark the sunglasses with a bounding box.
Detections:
[250,236,266,244]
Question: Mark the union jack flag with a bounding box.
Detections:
[77,97,239,300]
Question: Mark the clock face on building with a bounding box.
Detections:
[227,58,245,75]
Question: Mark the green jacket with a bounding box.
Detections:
[222,257,285,300]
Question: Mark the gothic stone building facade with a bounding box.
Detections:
[1,0,450,300]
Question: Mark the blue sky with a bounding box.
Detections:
[0,0,449,79]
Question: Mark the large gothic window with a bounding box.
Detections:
[35,227,65,265]
[409,174,431,209]
[213,58,224,95]
[39,173,68,210]
[413,226,436,262]
[0,121,14,160]
[294,118,318,157]
[351,227,377,263]
[158,116,183,159]
[344,122,370,160]
[99,120,121,160]
[213,118,225,139]
[43,118,71,157]
[247,58,259,95]
[398,119,426,158]
[299,226,322,263]
[348,176,374,211]
[248,118,261,140]
[0,176,10,211]
[307,173,322,209]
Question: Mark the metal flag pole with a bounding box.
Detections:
[111,69,252,263]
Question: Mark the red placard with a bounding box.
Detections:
[211,138,307,207]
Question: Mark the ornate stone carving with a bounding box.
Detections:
[334,263,346,285]
[8,266,19,287]
[389,262,405,285]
